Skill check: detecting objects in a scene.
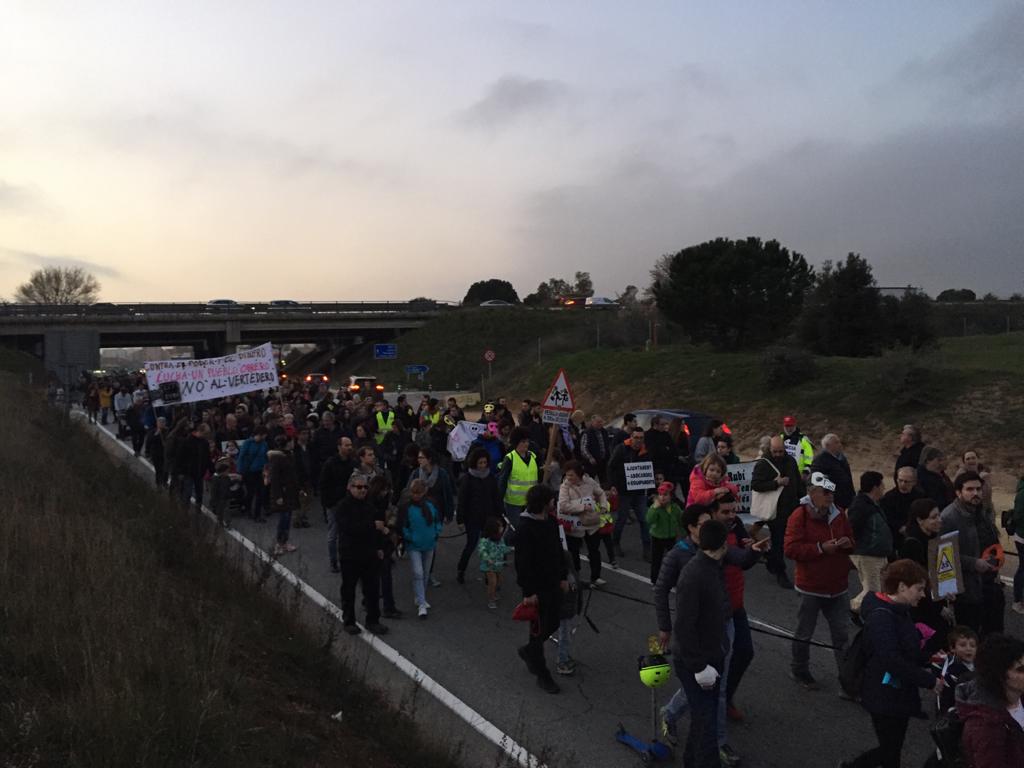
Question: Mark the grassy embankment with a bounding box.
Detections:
[0,362,463,767]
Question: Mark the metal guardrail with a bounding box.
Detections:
[0,300,449,319]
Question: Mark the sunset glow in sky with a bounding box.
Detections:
[1,2,1022,302]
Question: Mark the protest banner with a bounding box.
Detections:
[145,343,279,405]
[928,531,965,600]
[624,461,656,491]
[446,420,487,462]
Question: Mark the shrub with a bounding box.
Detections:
[761,346,817,387]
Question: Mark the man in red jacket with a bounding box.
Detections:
[784,471,855,691]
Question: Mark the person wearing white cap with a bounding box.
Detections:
[783,471,855,691]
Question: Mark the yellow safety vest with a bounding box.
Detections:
[375,411,395,444]
[781,432,815,473]
[503,450,538,508]
[425,410,440,426]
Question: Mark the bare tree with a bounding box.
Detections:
[14,266,101,305]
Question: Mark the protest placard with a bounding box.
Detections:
[446,420,487,461]
[725,461,757,513]
[624,461,656,491]
[928,531,965,599]
[145,343,279,405]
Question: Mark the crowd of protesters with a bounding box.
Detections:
[76,370,1024,768]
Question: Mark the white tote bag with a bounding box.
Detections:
[750,458,783,521]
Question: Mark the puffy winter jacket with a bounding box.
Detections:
[858,591,936,718]
[784,497,854,597]
[557,475,607,537]
[686,465,740,507]
[399,499,442,552]
[848,492,894,558]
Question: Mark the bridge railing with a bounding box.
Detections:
[0,300,450,318]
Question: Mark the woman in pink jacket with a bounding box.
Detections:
[686,453,740,506]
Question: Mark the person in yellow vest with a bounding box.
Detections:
[373,400,395,446]
[498,427,540,530]
[781,415,814,478]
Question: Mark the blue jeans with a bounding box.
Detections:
[1015,540,1024,603]
[326,506,339,568]
[558,618,573,664]
[716,618,736,747]
[180,475,204,508]
[612,491,650,547]
[409,548,435,606]
[504,502,523,531]
[678,666,721,768]
[276,508,292,545]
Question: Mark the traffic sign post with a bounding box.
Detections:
[541,368,575,424]
[374,343,398,360]
[404,364,429,375]
[483,349,496,379]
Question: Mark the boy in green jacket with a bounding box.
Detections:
[647,481,683,584]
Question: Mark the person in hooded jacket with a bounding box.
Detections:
[455,448,503,583]
[958,632,1024,768]
[837,559,943,768]
[268,435,301,556]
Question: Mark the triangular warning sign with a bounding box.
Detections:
[542,369,575,411]
[937,549,955,574]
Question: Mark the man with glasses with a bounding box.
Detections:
[880,466,925,547]
[336,472,390,636]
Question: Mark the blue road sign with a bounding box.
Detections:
[404,364,429,374]
[373,343,398,360]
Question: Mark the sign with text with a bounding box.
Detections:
[542,408,570,426]
[374,343,398,360]
[725,461,757,513]
[624,460,656,491]
[928,531,965,599]
[446,420,487,461]
[145,343,279,405]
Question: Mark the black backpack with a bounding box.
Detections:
[838,628,868,699]
[1002,508,1017,537]
[929,707,964,767]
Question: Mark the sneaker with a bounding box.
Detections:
[726,703,744,722]
[283,543,297,552]
[659,706,678,746]
[456,571,465,584]
[272,544,285,556]
[343,624,361,636]
[591,577,607,587]
[555,660,576,676]
[517,645,540,675]
[790,670,819,691]
[422,601,431,610]
[487,600,498,610]
[607,559,619,570]
[430,577,442,587]
[1013,602,1024,615]
[382,608,405,620]
[776,572,794,590]
[417,604,428,619]
[719,744,741,767]
[536,675,561,694]
[365,623,389,635]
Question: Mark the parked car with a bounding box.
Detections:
[347,375,385,397]
[607,408,725,456]
[479,299,514,308]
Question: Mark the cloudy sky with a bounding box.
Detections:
[1,1,1022,302]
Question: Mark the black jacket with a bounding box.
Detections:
[514,513,568,597]
[848,493,894,558]
[267,450,301,512]
[607,441,648,495]
[644,428,676,478]
[809,451,855,509]
[858,591,936,718]
[456,472,502,528]
[335,495,386,562]
[894,442,924,480]
[319,455,356,511]
[880,486,926,541]
[180,434,212,481]
[673,551,730,674]
[917,467,953,511]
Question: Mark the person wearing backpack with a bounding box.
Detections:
[837,559,944,768]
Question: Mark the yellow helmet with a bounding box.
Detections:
[638,654,672,688]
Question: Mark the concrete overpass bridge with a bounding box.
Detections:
[0,301,445,380]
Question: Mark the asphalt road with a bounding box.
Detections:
[93,422,1023,768]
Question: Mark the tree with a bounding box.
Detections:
[462,279,519,305]
[14,266,100,305]
[523,276,573,306]
[981,292,1000,302]
[651,237,814,350]
[935,288,976,302]
[573,271,594,298]
[880,290,937,351]
[615,285,640,306]
[798,253,882,357]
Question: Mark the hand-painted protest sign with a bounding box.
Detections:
[928,531,964,599]
[725,461,757,513]
[446,420,487,461]
[624,461,656,491]
[145,343,279,405]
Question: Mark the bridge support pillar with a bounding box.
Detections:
[44,329,100,384]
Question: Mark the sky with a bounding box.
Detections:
[1,1,1022,302]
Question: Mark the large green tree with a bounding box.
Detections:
[880,289,937,351]
[462,279,519,305]
[798,253,883,356]
[651,237,813,350]
[14,266,100,305]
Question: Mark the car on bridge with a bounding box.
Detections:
[269,299,303,309]
[205,299,243,311]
